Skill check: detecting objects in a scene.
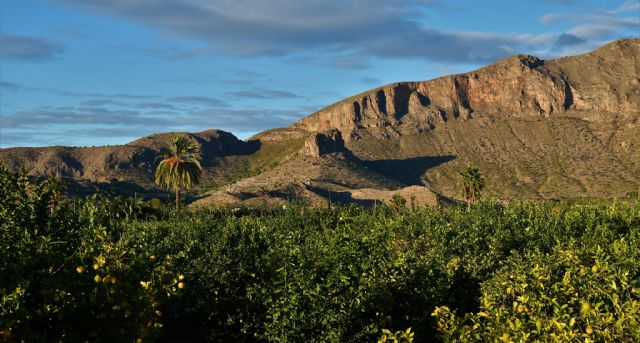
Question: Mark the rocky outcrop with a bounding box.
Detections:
[2,39,638,202]
[0,129,249,181]
[545,38,640,115]
[302,130,347,157]
[294,39,640,140]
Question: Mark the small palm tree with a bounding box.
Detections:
[155,135,202,210]
[44,173,66,212]
[459,167,484,211]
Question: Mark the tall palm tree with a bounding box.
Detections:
[44,172,66,212]
[459,167,485,211]
[155,135,202,210]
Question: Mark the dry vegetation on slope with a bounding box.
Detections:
[1,39,638,204]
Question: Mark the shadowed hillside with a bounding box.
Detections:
[1,38,639,204]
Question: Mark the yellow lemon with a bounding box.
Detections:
[177,282,185,289]
[94,275,102,283]
[76,265,85,273]
[149,255,157,262]
[93,263,100,270]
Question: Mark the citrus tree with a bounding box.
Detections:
[155,135,202,209]
[459,167,484,211]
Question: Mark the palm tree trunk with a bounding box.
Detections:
[175,186,181,210]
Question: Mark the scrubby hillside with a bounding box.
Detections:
[1,39,638,203]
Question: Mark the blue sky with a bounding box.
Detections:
[1,0,638,147]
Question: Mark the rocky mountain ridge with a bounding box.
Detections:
[293,39,639,141]
[1,38,639,204]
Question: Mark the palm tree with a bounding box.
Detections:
[44,172,66,212]
[155,135,202,210]
[459,167,484,211]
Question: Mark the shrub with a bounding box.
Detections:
[0,167,182,341]
[1,165,639,342]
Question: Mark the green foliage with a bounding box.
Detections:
[433,242,640,341]
[1,165,639,342]
[155,135,203,209]
[378,328,415,343]
[0,167,183,342]
[459,167,485,210]
[388,194,407,211]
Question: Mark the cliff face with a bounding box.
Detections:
[302,130,347,157]
[294,39,639,140]
[1,39,638,201]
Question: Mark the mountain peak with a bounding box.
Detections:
[498,54,544,69]
[292,38,639,141]
[1,39,638,202]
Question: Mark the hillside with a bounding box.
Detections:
[1,38,639,204]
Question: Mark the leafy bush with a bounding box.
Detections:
[433,241,640,341]
[1,166,639,342]
[0,167,183,341]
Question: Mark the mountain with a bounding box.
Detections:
[2,38,639,205]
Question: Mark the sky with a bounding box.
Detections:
[0,0,638,147]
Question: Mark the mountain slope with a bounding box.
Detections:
[192,130,438,207]
[1,38,638,202]
[292,39,638,139]
[287,38,640,199]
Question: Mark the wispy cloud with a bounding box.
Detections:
[44,0,532,65]
[553,33,587,48]
[360,77,382,86]
[0,33,64,62]
[0,80,159,99]
[50,0,637,67]
[79,99,129,107]
[52,23,92,39]
[226,89,300,100]
[169,96,228,107]
[536,2,639,56]
[2,106,158,128]
[0,81,22,91]
[134,102,179,110]
[1,102,308,147]
[187,107,303,131]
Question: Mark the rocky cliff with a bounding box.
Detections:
[293,39,639,140]
[1,38,638,202]
[302,130,347,157]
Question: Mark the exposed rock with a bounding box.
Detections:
[294,39,640,140]
[0,129,250,182]
[302,130,347,157]
[1,39,639,202]
[249,128,308,142]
